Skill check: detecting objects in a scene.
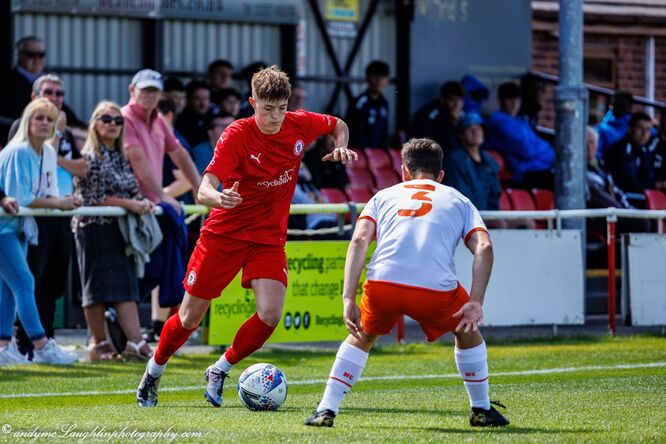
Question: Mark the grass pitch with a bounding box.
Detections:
[0,335,664,443]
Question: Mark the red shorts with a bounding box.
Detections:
[183,232,288,300]
[359,280,469,342]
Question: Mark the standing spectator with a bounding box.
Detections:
[518,73,545,130]
[595,91,634,158]
[190,113,235,175]
[157,98,192,202]
[0,36,45,144]
[73,101,154,362]
[175,80,213,147]
[208,59,234,94]
[212,88,242,118]
[7,75,87,358]
[444,111,501,212]
[410,81,465,153]
[603,112,662,199]
[0,98,79,365]
[122,69,201,341]
[346,60,390,149]
[0,188,19,215]
[162,77,187,118]
[485,82,554,189]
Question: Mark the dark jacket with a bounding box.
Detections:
[0,68,33,144]
[603,136,658,194]
[410,99,459,153]
[346,89,389,148]
[174,108,212,147]
[444,147,501,211]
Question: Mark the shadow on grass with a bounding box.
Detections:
[370,425,600,434]
[343,406,459,416]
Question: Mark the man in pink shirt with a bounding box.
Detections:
[122,69,201,211]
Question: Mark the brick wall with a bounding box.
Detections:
[532,29,665,128]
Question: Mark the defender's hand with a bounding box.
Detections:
[452,301,484,334]
[322,147,358,165]
[343,300,365,340]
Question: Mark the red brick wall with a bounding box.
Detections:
[531,29,665,128]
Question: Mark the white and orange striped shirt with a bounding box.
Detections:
[359,179,487,292]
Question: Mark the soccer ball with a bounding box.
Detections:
[237,363,288,411]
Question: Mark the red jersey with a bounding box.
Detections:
[202,110,337,245]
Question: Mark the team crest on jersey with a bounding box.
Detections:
[293,139,304,156]
[187,270,197,286]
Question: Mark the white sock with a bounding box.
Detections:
[147,357,167,378]
[213,354,233,374]
[317,342,369,415]
[454,341,490,410]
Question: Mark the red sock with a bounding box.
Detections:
[154,312,197,365]
[225,313,276,365]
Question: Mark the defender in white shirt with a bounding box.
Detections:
[305,138,509,428]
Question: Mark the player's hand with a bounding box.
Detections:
[452,301,484,334]
[0,196,19,215]
[219,181,242,209]
[322,147,358,165]
[343,299,365,340]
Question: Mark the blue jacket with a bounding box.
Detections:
[485,110,555,182]
[444,147,501,211]
[461,75,489,114]
[143,203,188,307]
[595,110,631,159]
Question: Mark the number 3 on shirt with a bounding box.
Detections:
[397,184,436,218]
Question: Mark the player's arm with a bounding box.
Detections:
[197,172,241,210]
[453,230,494,333]
[341,218,375,339]
[322,119,357,165]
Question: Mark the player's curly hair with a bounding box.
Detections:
[251,65,291,103]
[401,138,443,178]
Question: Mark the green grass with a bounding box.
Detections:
[0,335,665,443]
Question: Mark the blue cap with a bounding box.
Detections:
[131,69,163,91]
[457,111,484,132]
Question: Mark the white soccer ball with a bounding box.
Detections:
[237,363,288,411]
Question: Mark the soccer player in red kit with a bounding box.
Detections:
[137,66,357,407]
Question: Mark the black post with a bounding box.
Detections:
[280,25,297,80]
[395,0,413,132]
[0,2,13,70]
[141,19,164,73]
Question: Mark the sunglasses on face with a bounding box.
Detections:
[41,88,65,97]
[21,50,46,59]
[98,115,124,125]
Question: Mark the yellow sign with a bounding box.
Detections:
[324,0,359,22]
[209,241,374,345]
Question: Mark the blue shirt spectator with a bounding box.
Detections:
[595,91,634,158]
[460,75,489,115]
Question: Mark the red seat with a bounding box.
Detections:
[346,167,375,189]
[644,189,666,210]
[531,188,554,210]
[320,188,348,204]
[499,191,511,211]
[388,149,402,170]
[486,149,512,184]
[348,148,367,169]
[345,186,373,203]
[506,188,536,211]
[365,147,392,171]
[372,169,400,191]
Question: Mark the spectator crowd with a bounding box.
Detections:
[1,35,665,365]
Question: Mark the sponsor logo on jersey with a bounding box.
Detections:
[293,139,304,156]
[257,168,295,188]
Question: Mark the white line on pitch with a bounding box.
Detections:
[0,361,664,400]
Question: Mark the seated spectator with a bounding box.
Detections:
[0,98,80,365]
[237,61,267,118]
[212,87,242,118]
[72,101,154,362]
[162,76,187,118]
[208,59,234,94]
[346,60,390,149]
[288,84,308,111]
[191,113,235,175]
[410,81,465,153]
[460,75,489,115]
[603,112,662,202]
[485,82,554,189]
[595,91,633,158]
[651,110,666,190]
[443,111,501,211]
[175,79,213,147]
[7,74,87,358]
[518,73,545,129]
[586,126,651,233]
[0,36,46,144]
